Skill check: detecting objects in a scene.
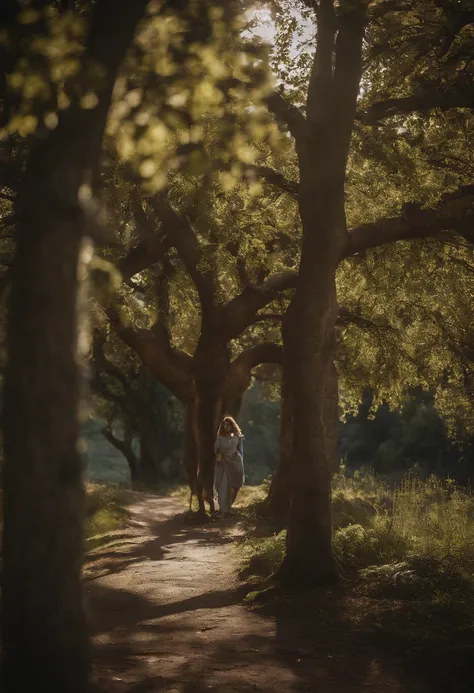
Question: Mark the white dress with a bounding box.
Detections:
[214,434,244,513]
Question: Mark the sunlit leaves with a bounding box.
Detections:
[103,2,280,193]
[1,6,86,137]
[2,1,280,197]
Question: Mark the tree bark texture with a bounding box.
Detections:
[182,400,198,507]
[324,360,340,474]
[1,2,149,690]
[277,0,368,588]
[138,423,162,488]
[192,327,229,513]
[2,179,92,693]
[262,361,293,530]
[102,426,140,483]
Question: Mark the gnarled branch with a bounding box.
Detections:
[265,90,306,141]
[119,233,171,281]
[363,76,474,122]
[246,165,298,198]
[344,187,474,257]
[103,301,194,402]
[220,269,297,340]
[224,342,284,413]
[148,194,216,311]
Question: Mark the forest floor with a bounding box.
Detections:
[84,491,468,693]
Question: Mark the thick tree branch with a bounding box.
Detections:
[119,233,171,281]
[265,90,306,141]
[439,10,474,57]
[102,426,134,456]
[103,301,194,402]
[246,165,299,198]
[364,76,474,122]
[369,0,413,19]
[224,342,284,407]
[232,342,284,370]
[344,189,474,257]
[219,269,297,340]
[117,191,172,280]
[101,426,140,480]
[148,194,216,310]
[306,0,337,125]
[332,1,368,167]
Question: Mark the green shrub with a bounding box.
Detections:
[84,483,129,550]
[359,555,474,600]
[333,519,410,569]
[240,472,474,598]
[390,477,474,566]
[332,494,377,529]
[239,531,286,580]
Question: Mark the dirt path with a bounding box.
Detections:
[85,493,419,693]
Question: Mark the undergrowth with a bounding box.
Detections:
[238,470,474,601]
[84,482,130,551]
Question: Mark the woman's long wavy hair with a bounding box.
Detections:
[217,415,242,437]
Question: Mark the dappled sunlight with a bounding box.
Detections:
[3,1,474,692]
[88,493,416,693]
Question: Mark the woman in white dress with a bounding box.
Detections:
[214,416,244,516]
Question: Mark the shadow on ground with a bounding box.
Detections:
[86,495,474,693]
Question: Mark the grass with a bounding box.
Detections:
[238,469,474,591]
[238,470,474,691]
[166,480,271,514]
[84,482,130,551]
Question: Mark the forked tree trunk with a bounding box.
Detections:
[183,364,248,512]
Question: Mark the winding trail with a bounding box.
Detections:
[85,493,418,693]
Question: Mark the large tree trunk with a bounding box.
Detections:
[324,360,340,474]
[276,0,367,590]
[193,373,224,515]
[138,423,162,487]
[2,166,92,691]
[102,426,140,483]
[279,277,340,588]
[192,327,230,515]
[182,400,197,486]
[1,3,148,690]
[262,362,293,530]
[264,336,339,532]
